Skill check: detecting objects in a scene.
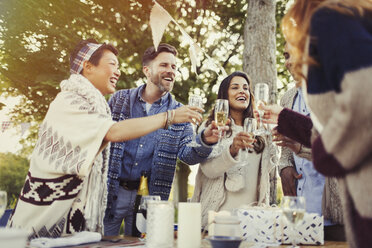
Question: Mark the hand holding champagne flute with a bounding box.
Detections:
[259,104,284,125]
[214,99,229,147]
[243,117,257,155]
[187,95,204,147]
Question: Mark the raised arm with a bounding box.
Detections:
[104,105,203,142]
[260,105,313,147]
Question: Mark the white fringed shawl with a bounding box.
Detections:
[8,74,114,238]
[60,75,111,234]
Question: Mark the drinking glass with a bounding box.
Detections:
[0,191,6,218]
[254,83,270,135]
[243,118,257,157]
[187,95,204,147]
[214,99,229,148]
[136,195,161,235]
[146,201,174,248]
[267,124,280,167]
[281,196,306,248]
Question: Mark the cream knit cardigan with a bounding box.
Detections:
[191,122,272,228]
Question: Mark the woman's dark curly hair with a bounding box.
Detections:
[205,71,265,153]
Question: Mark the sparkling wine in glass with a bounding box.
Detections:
[281,196,306,248]
[243,118,257,157]
[214,99,229,147]
[0,191,7,218]
[187,95,204,147]
[254,83,270,135]
[136,195,161,237]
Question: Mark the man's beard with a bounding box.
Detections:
[150,72,174,93]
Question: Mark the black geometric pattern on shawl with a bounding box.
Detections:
[28,217,66,240]
[66,208,85,234]
[20,172,83,205]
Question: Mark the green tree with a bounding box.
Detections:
[0,153,29,207]
[0,0,251,155]
[276,0,292,93]
[0,0,290,202]
[0,0,290,151]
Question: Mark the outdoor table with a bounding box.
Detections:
[47,235,348,248]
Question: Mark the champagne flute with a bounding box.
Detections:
[136,195,161,237]
[214,99,229,148]
[243,118,257,157]
[267,124,280,167]
[0,191,6,218]
[281,196,306,248]
[187,95,203,147]
[254,83,270,135]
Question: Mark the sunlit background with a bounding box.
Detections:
[0,0,290,205]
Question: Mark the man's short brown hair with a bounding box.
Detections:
[142,43,177,66]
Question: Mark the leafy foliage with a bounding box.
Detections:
[0,0,290,155]
[275,0,292,93]
[0,153,29,207]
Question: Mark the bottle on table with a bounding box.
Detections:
[132,170,149,237]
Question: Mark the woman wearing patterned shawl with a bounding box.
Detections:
[7,39,210,239]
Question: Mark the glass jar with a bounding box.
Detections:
[146,200,174,248]
[214,215,241,238]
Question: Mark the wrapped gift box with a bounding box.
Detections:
[236,207,282,244]
[236,207,324,245]
[280,212,324,245]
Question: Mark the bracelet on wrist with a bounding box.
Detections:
[171,110,175,124]
[165,110,172,129]
[163,111,168,129]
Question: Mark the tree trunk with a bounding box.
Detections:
[172,169,179,204]
[243,0,277,104]
[176,160,191,203]
[243,0,278,205]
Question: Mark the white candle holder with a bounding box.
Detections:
[177,202,201,248]
[146,200,174,248]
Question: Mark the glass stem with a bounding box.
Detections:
[259,112,263,130]
[218,127,223,145]
[214,126,222,149]
[192,125,197,142]
[291,223,297,247]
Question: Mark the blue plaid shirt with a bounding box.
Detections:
[105,85,214,220]
[120,85,169,180]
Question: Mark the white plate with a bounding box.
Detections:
[0,227,28,248]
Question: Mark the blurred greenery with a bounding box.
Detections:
[275,0,292,91]
[0,153,29,208]
[0,1,291,208]
[0,0,290,156]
